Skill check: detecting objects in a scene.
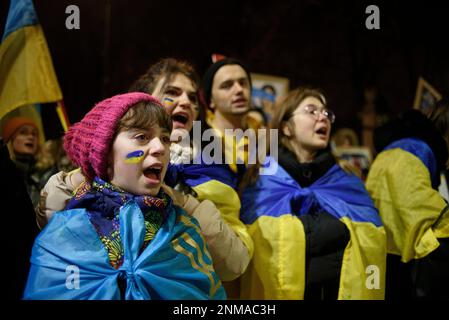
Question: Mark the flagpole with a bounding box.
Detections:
[55,100,70,132]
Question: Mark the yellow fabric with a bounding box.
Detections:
[240,214,386,300]
[192,180,254,259]
[0,25,62,120]
[240,215,306,299]
[338,217,386,300]
[206,114,251,174]
[366,148,449,262]
[193,179,254,300]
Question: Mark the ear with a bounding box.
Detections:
[282,121,292,137]
[209,98,216,111]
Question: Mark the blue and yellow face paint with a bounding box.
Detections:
[125,150,145,164]
[163,97,175,108]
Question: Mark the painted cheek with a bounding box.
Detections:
[163,98,175,111]
[124,150,145,164]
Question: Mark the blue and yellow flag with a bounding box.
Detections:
[0,0,63,129]
[166,162,254,260]
[240,157,386,299]
[24,201,226,300]
[366,138,449,262]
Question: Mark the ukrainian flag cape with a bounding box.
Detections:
[166,162,254,259]
[366,138,449,262]
[240,157,386,300]
[23,201,226,300]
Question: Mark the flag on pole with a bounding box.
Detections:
[0,0,66,140]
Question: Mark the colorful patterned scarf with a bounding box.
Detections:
[65,177,171,269]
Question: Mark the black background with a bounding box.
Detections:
[1,0,448,138]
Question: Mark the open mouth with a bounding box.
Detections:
[233,98,247,105]
[143,164,163,182]
[24,142,35,148]
[172,113,189,125]
[316,127,328,135]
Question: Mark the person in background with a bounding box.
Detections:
[1,138,39,299]
[366,99,449,300]
[2,117,42,207]
[331,127,360,148]
[260,84,277,121]
[357,85,391,157]
[246,107,268,130]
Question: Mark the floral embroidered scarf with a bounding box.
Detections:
[65,177,171,269]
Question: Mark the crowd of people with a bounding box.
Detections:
[2,57,448,300]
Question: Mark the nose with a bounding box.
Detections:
[178,92,191,108]
[149,137,166,156]
[233,82,244,94]
[317,111,328,122]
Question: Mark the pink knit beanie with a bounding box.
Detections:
[64,92,163,180]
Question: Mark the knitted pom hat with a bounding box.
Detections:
[202,58,252,107]
[2,117,38,143]
[64,92,163,180]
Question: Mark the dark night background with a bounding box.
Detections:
[1,0,448,139]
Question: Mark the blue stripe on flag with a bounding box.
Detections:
[2,0,39,41]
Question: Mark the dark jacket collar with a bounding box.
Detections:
[278,145,336,188]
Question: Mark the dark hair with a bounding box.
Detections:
[202,58,252,107]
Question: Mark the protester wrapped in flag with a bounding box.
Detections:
[237,87,386,300]
[24,93,226,300]
[239,157,386,299]
[24,187,225,300]
[366,106,449,299]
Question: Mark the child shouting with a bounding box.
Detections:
[23,93,226,300]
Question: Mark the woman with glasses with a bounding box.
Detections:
[238,87,386,299]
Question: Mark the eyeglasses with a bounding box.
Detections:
[290,104,336,123]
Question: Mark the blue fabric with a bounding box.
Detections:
[384,137,438,188]
[23,201,226,300]
[241,157,382,227]
[2,0,38,41]
[64,177,169,269]
[166,162,238,189]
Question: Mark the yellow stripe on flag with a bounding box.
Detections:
[0,25,63,120]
